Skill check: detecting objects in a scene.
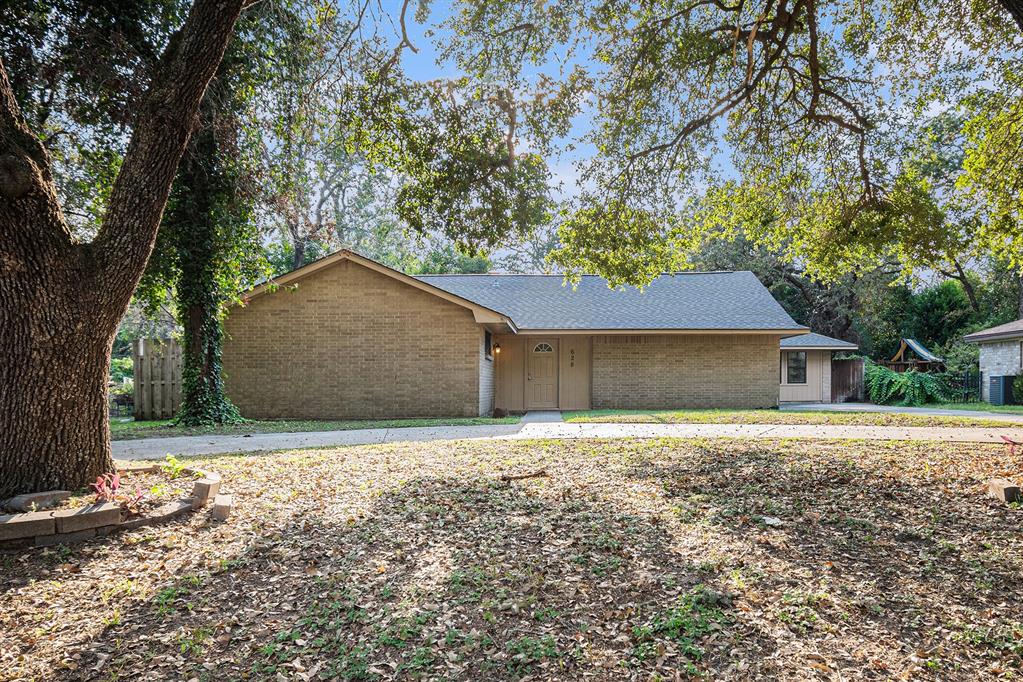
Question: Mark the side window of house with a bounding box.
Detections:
[786,351,807,384]
[484,330,493,360]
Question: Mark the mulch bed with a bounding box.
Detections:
[45,468,192,515]
[1,438,1021,681]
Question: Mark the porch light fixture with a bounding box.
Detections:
[493,343,501,355]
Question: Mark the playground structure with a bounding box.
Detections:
[884,338,945,373]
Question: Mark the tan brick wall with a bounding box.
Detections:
[223,259,481,419]
[592,334,781,409]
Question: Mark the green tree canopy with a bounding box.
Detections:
[431,0,1023,285]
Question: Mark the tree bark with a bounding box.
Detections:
[943,260,981,313]
[955,261,980,313]
[0,0,243,497]
[998,0,1023,32]
[292,233,308,271]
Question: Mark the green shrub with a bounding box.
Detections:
[865,361,952,406]
[1013,375,1023,404]
[110,356,133,382]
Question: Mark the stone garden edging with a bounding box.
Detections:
[0,464,227,550]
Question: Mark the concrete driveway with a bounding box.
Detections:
[113,416,1023,460]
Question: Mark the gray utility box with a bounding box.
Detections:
[989,375,1016,406]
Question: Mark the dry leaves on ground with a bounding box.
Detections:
[1,437,1021,681]
[565,409,1018,428]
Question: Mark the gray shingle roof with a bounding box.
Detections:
[781,332,858,350]
[964,319,1023,343]
[414,272,806,331]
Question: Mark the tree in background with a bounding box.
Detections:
[435,1,1023,290]
[689,233,864,342]
[494,222,561,273]
[408,244,491,275]
[262,156,409,274]
[688,227,1019,365]
[255,5,402,271]
[254,3,564,273]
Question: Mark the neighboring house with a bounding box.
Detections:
[222,250,810,418]
[964,320,1023,402]
[779,333,859,404]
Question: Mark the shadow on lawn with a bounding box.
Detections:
[618,439,1023,676]
[35,466,763,681]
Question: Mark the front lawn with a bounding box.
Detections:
[563,408,1017,428]
[110,415,521,440]
[923,402,1023,415]
[3,438,1021,679]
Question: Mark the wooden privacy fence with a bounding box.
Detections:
[831,358,864,403]
[133,338,182,420]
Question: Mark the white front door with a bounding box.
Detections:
[526,339,558,409]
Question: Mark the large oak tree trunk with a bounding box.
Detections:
[1,309,114,494]
[0,0,244,498]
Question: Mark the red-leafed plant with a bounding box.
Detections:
[91,473,121,502]
[90,472,146,515]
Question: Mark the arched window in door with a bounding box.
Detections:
[533,343,554,353]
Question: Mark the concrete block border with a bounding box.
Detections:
[988,478,1022,504]
[0,463,226,551]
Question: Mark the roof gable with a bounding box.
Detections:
[240,250,514,327]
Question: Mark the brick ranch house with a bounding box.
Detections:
[222,250,858,419]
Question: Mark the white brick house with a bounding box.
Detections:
[964,321,1023,402]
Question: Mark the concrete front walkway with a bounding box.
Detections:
[112,419,1023,460]
[113,423,525,459]
[520,410,564,423]
[781,402,1023,422]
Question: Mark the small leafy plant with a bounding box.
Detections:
[119,488,146,516]
[162,454,186,479]
[630,585,732,668]
[90,472,146,516]
[1013,375,1023,404]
